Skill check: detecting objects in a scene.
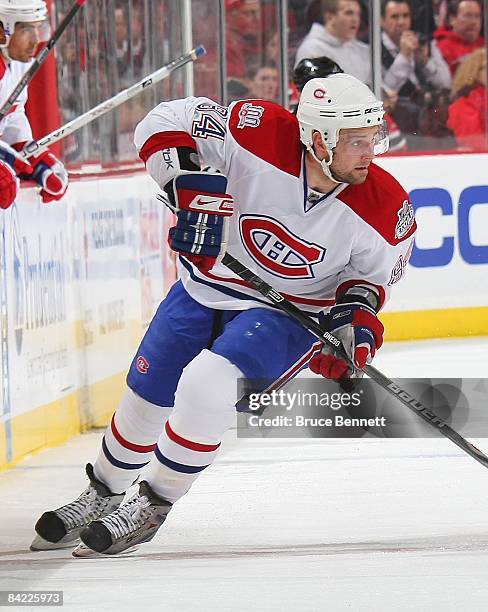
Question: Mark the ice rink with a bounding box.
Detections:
[1,337,488,612]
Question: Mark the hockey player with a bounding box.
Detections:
[0,0,68,210]
[32,73,416,556]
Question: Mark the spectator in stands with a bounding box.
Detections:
[447,47,487,149]
[130,0,147,78]
[226,0,262,79]
[115,4,129,80]
[381,0,451,134]
[382,0,451,93]
[295,0,371,85]
[245,63,280,101]
[434,0,484,76]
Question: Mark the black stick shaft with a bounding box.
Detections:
[222,252,488,469]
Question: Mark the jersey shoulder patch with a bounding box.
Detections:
[338,163,416,245]
[228,100,302,177]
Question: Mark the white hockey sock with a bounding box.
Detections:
[141,350,242,503]
[94,388,172,494]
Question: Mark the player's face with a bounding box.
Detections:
[330,126,378,184]
[8,22,43,61]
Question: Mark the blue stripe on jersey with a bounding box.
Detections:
[154,444,209,474]
[102,437,149,470]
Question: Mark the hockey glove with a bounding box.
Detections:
[0,141,33,209]
[309,285,384,382]
[165,172,234,272]
[18,143,69,203]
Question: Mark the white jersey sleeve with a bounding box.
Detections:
[134,96,230,188]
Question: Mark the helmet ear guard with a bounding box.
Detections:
[297,74,389,161]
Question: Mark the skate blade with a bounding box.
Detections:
[72,543,139,558]
[30,534,80,551]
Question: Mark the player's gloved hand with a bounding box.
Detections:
[0,141,33,209]
[309,285,384,381]
[165,172,234,272]
[16,143,69,203]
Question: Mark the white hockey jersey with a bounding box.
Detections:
[0,54,33,145]
[134,97,416,314]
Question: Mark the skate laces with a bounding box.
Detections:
[100,494,152,540]
[56,485,109,530]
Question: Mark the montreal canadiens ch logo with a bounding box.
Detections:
[240,215,326,279]
[136,355,149,374]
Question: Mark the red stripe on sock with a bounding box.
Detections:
[165,421,220,452]
[111,415,157,453]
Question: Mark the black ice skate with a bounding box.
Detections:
[30,463,125,551]
[77,480,172,556]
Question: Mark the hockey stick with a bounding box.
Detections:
[0,0,86,120]
[22,45,206,158]
[222,252,488,469]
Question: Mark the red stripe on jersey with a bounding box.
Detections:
[165,421,220,452]
[336,279,386,311]
[338,163,416,246]
[139,131,197,163]
[200,267,335,307]
[0,55,6,80]
[111,415,157,453]
[228,100,302,177]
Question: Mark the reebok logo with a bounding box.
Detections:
[162,149,174,169]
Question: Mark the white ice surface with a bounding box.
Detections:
[1,338,488,612]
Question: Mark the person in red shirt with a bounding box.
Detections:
[434,0,484,76]
[447,47,487,149]
[226,0,262,79]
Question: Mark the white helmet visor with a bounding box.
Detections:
[334,120,389,156]
[13,19,50,42]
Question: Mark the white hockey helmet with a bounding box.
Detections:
[297,74,388,179]
[0,0,48,38]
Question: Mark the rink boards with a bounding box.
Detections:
[1,153,487,468]
[0,172,176,468]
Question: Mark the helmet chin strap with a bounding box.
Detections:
[1,46,12,61]
[307,135,344,185]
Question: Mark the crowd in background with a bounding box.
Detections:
[51,0,488,166]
